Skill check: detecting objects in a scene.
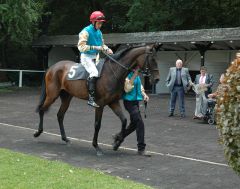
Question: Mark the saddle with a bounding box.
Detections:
[67,59,105,80]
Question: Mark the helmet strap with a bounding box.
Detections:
[92,21,97,29]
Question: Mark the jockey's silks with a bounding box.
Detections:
[80,24,103,55]
[123,72,143,101]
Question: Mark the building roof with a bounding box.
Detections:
[32,27,240,51]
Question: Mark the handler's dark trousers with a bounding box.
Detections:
[123,100,146,151]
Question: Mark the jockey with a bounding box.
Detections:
[77,11,113,108]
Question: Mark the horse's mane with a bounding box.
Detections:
[107,44,145,61]
[109,46,133,61]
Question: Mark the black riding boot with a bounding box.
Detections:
[87,77,100,108]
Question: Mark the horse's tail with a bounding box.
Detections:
[36,72,47,113]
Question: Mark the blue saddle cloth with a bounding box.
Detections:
[67,59,105,80]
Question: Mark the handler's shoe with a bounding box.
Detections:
[137,150,151,157]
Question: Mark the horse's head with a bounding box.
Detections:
[109,44,160,84]
[135,44,160,84]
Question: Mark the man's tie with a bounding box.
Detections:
[177,69,182,85]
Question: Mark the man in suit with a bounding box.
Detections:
[166,59,192,118]
[193,66,214,119]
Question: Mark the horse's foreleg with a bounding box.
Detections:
[92,107,104,156]
[113,123,136,141]
[57,91,73,143]
[108,101,127,151]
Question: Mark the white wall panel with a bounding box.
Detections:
[155,50,237,94]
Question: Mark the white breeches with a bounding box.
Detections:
[81,53,98,78]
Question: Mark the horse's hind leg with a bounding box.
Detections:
[34,85,60,138]
[57,90,72,143]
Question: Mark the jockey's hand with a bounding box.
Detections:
[103,46,113,54]
[106,48,113,54]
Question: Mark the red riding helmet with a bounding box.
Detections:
[90,11,106,22]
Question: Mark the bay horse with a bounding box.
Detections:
[34,44,160,155]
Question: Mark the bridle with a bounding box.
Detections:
[102,47,154,79]
[141,52,159,77]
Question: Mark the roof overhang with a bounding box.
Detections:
[32,27,240,51]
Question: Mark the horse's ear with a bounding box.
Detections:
[153,43,162,51]
[147,43,161,53]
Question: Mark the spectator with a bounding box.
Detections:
[166,59,192,118]
[193,66,213,119]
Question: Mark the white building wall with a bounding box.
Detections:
[47,47,237,94]
[155,50,237,94]
[48,47,76,67]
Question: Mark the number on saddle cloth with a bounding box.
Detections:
[67,60,105,80]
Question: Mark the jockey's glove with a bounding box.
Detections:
[102,46,109,51]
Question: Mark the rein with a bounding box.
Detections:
[102,51,129,70]
[144,101,148,118]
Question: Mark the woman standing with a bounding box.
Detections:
[122,68,150,156]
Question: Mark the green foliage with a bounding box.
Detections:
[45,0,132,34]
[216,58,240,175]
[104,0,132,32]
[34,0,240,35]
[0,0,45,45]
[46,0,90,35]
[122,0,240,32]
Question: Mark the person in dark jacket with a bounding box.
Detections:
[166,59,192,118]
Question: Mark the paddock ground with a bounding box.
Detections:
[0,88,239,189]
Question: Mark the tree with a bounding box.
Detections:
[216,55,240,175]
[122,0,240,32]
[0,0,44,68]
[104,0,132,32]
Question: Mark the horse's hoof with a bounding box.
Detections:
[112,140,122,151]
[96,150,103,156]
[112,134,121,141]
[33,130,42,138]
[62,137,71,144]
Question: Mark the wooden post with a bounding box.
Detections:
[195,42,213,67]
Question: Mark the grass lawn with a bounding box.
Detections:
[0,87,14,93]
[0,148,153,189]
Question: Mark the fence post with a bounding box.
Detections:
[19,70,23,87]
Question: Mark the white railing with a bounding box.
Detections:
[0,69,45,87]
